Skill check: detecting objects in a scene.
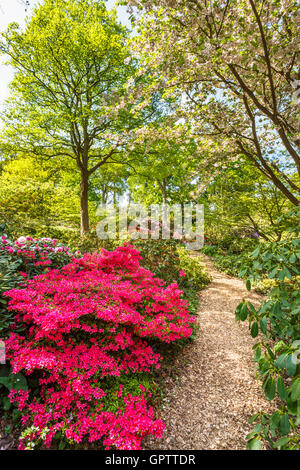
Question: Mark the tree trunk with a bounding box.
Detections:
[161,180,167,206]
[161,179,168,238]
[80,170,89,235]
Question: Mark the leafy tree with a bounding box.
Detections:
[127,121,200,206]
[125,0,300,205]
[0,155,83,238]
[0,0,136,234]
[89,163,129,205]
[203,161,294,242]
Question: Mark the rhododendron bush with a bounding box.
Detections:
[4,245,195,449]
[0,235,79,337]
[0,235,79,277]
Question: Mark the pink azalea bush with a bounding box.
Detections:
[0,235,80,338]
[4,245,194,450]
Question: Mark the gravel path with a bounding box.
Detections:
[144,254,274,450]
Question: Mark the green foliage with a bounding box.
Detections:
[132,239,181,284]
[62,229,116,254]
[202,232,258,277]
[0,361,28,414]
[127,131,199,206]
[132,240,210,287]
[100,373,157,414]
[212,253,246,277]
[254,277,279,295]
[203,164,295,243]
[177,246,211,290]
[0,156,82,239]
[235,208,300,449]
[0,373,28,392]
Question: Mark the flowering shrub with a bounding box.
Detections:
[4,245,194,449]
[0,235,80,337]
[130,240,210,317]
[0,235,79,276]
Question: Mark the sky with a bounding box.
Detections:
[0,0,131,109]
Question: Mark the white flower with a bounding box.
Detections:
[17,236,27,244]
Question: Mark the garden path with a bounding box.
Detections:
[144,254,274,450]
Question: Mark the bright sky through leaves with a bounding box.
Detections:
[0,0,130,110]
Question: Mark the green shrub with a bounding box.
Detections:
[177,246,211,290]
[254,277,278,294]
[130,239,182,285]
[65,229,117,253]
[235,207,300,450]
[201,244,219,256]
[214,253,243,276]
[202,233,259,277]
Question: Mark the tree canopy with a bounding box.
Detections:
[125,0,300,205]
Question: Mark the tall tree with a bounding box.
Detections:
[0,0,136,234]
[125,0,300,205]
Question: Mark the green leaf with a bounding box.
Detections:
[283,266,292,279]
[259,317,267,335]
[58,440,66,450]
[246,279,251,291]
[286,395,298,415]
[249,413,260,424]
[289,378,300,402]
[240,303,249,321]
[286,354,297,376]
[279,414,290,436]
[264,377,276,400]
[270,411,281,428]
[247,437,262,450]
[277,377,286,400]
[0,373,28,391]
[247,302,257,314]
[251,321,259,338]
[254,347,261,361]
[274,353,288,370]
[2,396,11,411]
[274,436,290,448]
[269,267,278,278]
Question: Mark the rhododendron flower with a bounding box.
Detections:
[17,236,27,244]
[179,270,186,277]
[4,245,194,450]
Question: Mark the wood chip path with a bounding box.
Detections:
[144,254,274,450]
